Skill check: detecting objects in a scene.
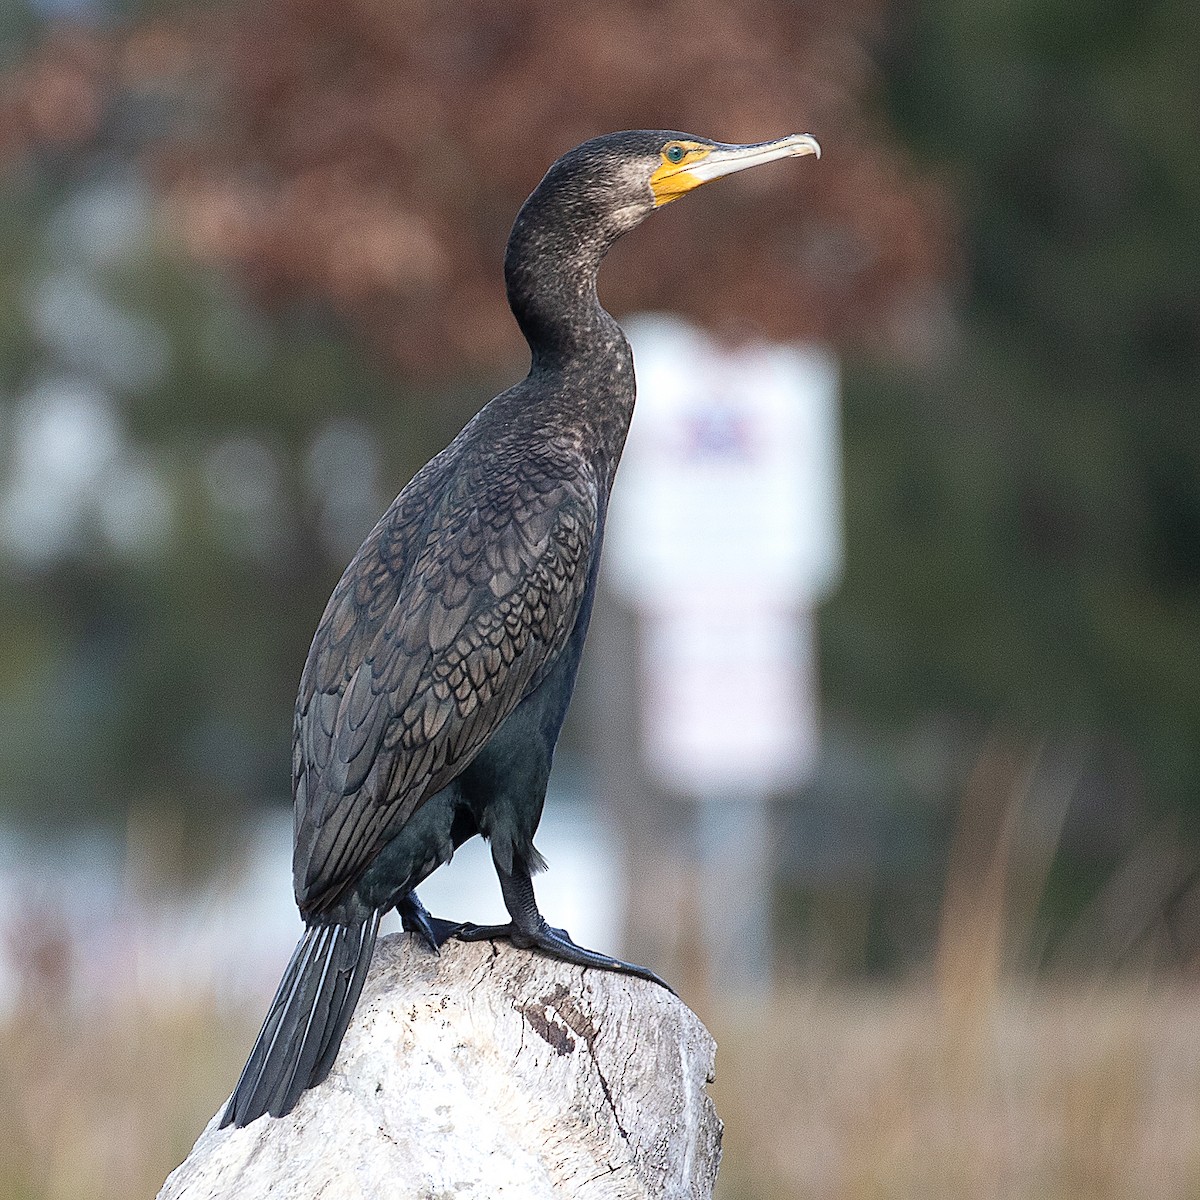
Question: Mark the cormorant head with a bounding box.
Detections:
[506,129,820,358]
[525,129,821,244]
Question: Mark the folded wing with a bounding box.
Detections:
[292,436,598,914]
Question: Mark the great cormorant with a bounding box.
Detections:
[222,129,820,1127]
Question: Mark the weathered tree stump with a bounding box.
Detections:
[159,933,722,1199]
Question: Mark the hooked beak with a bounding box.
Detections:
[651,133,821,207]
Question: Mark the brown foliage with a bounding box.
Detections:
[4,1,957,376]
[0,28,110,161]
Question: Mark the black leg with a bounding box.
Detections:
[455,861,674,992]
[397,890,463,953]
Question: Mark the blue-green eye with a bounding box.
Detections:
[664,144,686,164]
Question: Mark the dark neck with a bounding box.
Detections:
[503,189,625,372]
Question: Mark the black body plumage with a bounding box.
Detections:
[221,128,819,1127]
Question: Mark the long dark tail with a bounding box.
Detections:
[221,911,381,1127]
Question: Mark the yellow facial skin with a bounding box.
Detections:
[649,141,714,207]
[648,134,821,207]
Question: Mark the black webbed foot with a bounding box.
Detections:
[431,859,674,992]
[456,919,571,942]
[397,891,463,953]
[455,918,674,993]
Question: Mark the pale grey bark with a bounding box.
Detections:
[160,933,722,1199]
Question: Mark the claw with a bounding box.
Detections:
[397,892,463,953]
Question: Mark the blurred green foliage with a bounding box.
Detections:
[0,156,458,835]
[822,0,1200,819]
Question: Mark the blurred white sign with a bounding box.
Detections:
[606,315,843,794]
[607,314,842,607]
[640,599,819,794]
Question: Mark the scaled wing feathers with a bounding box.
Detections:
[291,437,598,913]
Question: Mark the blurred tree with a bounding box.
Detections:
[2,1,953,375]
[812,0,1200,963]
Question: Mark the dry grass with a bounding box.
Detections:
[707,983,1200,1200]
[6,737,1195,1198]
[3,979,1200,1200]
[0,994,255,1200]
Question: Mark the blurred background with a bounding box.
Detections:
[1,0,1199,1196]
